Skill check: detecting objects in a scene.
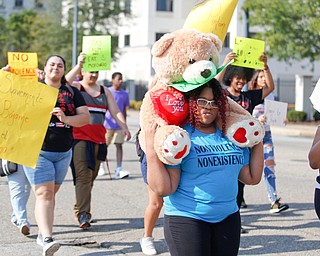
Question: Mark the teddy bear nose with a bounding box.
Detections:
[201,69,211,78]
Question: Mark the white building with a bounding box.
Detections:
[105,0,319,118]
[0,0,61,20]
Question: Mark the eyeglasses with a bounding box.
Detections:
[197,98,218,109]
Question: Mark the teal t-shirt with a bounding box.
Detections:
[165,123,250,223]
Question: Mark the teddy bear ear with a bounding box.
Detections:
[151,33,175,57]
[207,33,222,53]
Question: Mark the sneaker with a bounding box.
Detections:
[270,198,289,213]
[241,226,248,234]
[140,237,157,255]
[20,223,30,236]
[11,219,18,227]
[42,237,60,256]
[98,162,107,176]
[114,168,130,179]
[37,232,44,247]
[119,170,130,179]
[240,199,247,208]
[78,212,91,229]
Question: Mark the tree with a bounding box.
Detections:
[0,1,131,68]
[243,0,320,63]
[0,10,73,69]
[0,17,8,66]
[64,0,132,60]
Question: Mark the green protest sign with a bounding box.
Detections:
[82,35,111,72]
[232,37,265,70]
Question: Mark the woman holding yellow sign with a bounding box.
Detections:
[23,55,89,256]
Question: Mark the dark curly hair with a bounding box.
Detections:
[44,54,68,85]
[185,78,228,134]
[222,65,255,86]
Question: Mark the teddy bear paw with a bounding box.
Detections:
[154,126,191,165]
[226,119,265,148]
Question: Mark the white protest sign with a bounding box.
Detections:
[265,100,288,127]
[309,78,320,112]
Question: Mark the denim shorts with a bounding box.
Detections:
[140,152,148,184]
[23,149,72,185]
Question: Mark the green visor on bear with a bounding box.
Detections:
[169,59,234,93]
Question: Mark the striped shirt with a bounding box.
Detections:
[73,84,108,144]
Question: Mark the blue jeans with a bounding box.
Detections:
[23,149,72,185]
[7,165,31,229]
[263,131,277,203]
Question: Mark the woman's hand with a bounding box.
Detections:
[1,65,10,71]
[222,51,237,66]
[77,52,85,67]
[36,68,45,80]
[258,114,266,124]
[145,122,158,150]
[259,52,268,69]
[50,107,66,122]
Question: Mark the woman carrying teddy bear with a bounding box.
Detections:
[144,77,263,256]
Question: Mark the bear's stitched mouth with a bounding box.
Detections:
[174,145,188,159]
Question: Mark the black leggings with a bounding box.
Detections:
[164,212,241,256]
[315,188,320,220]
[237,181,245,207]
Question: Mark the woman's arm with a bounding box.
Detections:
[215,51,237,84]
[145,122,181,196]
[65,52,85,84]
[50,105,89,127]
[104,88,131,140]
[308,127,320,169]
[238,142,264,185]
[260,53,275,99]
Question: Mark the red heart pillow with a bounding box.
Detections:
[150,87,189,126]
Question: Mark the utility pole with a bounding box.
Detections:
[242,8,249,37]
[72,0,78,67]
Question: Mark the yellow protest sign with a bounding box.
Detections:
[232,37,265,70]
[82,35,111,72]
[0,71,58,168]
[8,52,38,81]
[183,0,238,43]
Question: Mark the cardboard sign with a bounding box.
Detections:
[232,37,265,70]
[8,52,38,81]
[82,35,111,72]
[265,100,288,127]
[183,0,238,43]
[0,71,58,168]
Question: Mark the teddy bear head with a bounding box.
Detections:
[151,28,222,85]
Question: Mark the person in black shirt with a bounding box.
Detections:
[217,52,274,232]
[23,55,89,255]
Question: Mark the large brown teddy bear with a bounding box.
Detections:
[139,29,264,165]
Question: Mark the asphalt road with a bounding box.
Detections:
[0,109,319,255]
